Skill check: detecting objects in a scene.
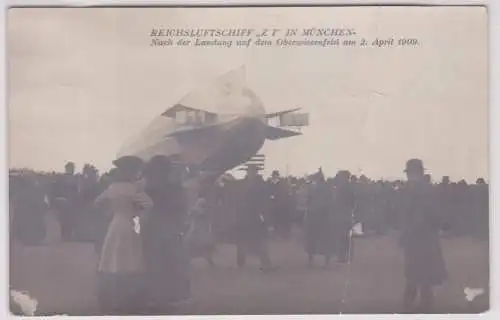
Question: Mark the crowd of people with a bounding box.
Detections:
[9,156,489,314]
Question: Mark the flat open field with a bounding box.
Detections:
[10,231,489,315]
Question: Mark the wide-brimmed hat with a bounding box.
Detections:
[404,158,426,173]
[112,156,144,174]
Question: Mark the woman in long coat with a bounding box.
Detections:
[94,156,153,315]
[141,156,191,313]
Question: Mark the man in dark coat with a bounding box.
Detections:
[77,164,102,242]
[400,159,447,312]
[436,176,454,238]
[49,162,79,241]
[10,174,48,245]
[212,176,238,244]
[332,170,355,263]
[267,170,293,238]
[305,168,335,267]
[234,165,275,272]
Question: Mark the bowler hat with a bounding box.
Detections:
[404,158,425,173]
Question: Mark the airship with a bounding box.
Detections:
[118,67,308,177]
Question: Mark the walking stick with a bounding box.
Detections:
[340,204,357,314]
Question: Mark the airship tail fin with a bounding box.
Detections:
[264,125,302,140]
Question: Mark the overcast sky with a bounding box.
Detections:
[8,6,488,181]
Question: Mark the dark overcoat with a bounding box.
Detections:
[399,182,447,287]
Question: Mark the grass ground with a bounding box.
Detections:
[9,230,489,315]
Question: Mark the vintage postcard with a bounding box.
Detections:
[7,5,488,316]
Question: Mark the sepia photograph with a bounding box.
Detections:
[7,5,489,316]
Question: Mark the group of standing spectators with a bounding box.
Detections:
[9,156,489,314]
